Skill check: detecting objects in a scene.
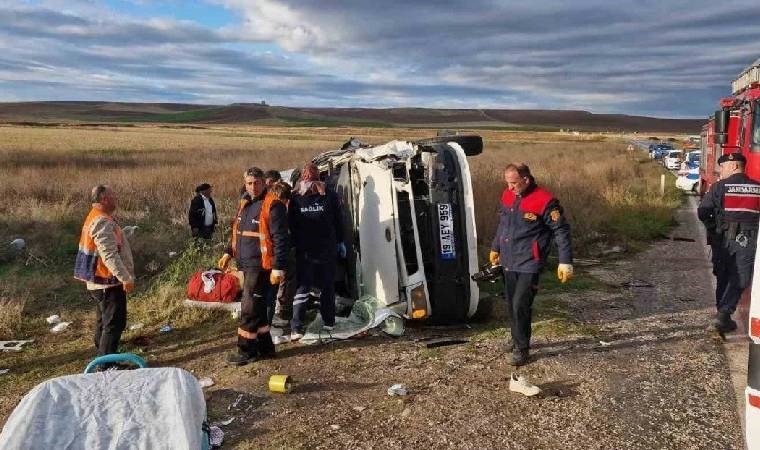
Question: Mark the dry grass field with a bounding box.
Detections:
[0,124,680,430]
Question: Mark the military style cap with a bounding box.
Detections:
[718,153,746,164]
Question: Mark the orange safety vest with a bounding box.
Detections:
[230,191,282,270]
[73,207,124,285]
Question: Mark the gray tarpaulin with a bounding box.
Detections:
[301,295,405,344]
[0,367,207,450]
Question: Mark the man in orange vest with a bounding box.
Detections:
[74,185,135,358]
[219,167,289,366]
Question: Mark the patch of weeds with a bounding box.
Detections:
[470,326,508,342]
[532,318,599,338]
[417,347,442,359]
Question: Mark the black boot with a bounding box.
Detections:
[509,348,530,366]
[714,311,738,333]
[258,332,276,359]
[226,351,257,366]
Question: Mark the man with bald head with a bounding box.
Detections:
[74,185,135,359]
[490,163,573,366]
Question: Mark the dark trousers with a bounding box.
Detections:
[714,233,756,314]
[291,254,336,332]
[266,250,297,323]
[192,225,215,239]
[504,271,540,351]
[238,269,275,357]
[90,286,127,356]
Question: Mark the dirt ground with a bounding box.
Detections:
[142,198,741,449]
[0,198,745,449]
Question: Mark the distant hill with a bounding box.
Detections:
[0,101,704,133]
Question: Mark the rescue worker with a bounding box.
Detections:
[267,180,297,327]
[490,163,573,366]
[698,153,760,333]
[264,169,282,188]
[74,185,135,359]
[288,163,345,341]
[188,183,217,239]
[218,167,288,365]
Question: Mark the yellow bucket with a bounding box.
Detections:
[268,374,292,393]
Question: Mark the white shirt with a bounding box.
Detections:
[201,194,214,226]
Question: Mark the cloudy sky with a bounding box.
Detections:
[1,0,758,117]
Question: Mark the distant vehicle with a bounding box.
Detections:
[674,166,699,193]
[663,150,683,170]
[685,150,701,168]
[649,143,674,160]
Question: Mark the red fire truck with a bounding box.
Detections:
[699,58,760,448]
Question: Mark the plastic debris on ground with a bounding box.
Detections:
[330,425,340,431]
[509,373,541,397]
[387,383,408,396]
[352,406,367,412]
[599,340,612,347]
[0,340,34,352]
[9,238,25,251]
[159,325,173,333]
[50,322,71,333]
[129,323,144,331]
[0,369,9,375]
[208,425,224,447]
[46,315,61,325]
[198,377,214,388]
[168,251,178,257]
[214,417,235,427]
[300,295,404,345]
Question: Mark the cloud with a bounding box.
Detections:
[1,0,759,116]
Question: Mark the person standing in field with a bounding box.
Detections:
[490,163,573,366]
[698,153,760,334]
[288,163,345,341]
[188,183,217,239]
[74,185,135,360]
[218,167,289,366]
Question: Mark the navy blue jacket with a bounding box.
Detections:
[226,190,288,270]
[491,183,572,273]
[698,172,760,231]
[288,189,344,261]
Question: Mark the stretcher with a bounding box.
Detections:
[0,353,211,449]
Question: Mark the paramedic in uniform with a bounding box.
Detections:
[218,167,288,365]
[490,163,573,366]
[288,163,345,340]
[698,153,760,334]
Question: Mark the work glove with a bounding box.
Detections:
[337,242,347,259]
[489,250,500,266]
[557,263,574,283]
[217,253,232,270]
[123,282,135,294]
[270,269,285,285]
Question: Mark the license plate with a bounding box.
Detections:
[438,203,455,260]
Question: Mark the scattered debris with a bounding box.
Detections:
[599,340,612,347]
[159,325,173,333]
[208,425,224,447]
[228,394,244,411]
[50,322,71,333]
[509,373,541,397]
[214,417,235,427]
[424,337,468,348]
[352,406,367,412]
[387,383,408,396]
[0,369,9,375]
[9,238,26,251]
[198,377,214,388]
[0,340,34,352]
[168,251,178,258]
[601,245,625,255]
[330,425,340,431]
[46,314,61,325]
[129,323,144,331]
[622,280,654,288]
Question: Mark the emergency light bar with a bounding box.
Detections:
[733,58,760,95]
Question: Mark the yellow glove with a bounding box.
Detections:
[217,253,232,270]
[123,282,135,294]
[557,263,574,283]
[270,269,285,285]
[489,251,500,266]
